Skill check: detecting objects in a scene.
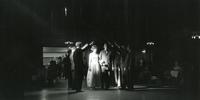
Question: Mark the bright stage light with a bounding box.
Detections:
[64,7,68,16]
[191,35,200,40]
[142,50,146,53]
[146,42,155,45]
[191,31,200,40]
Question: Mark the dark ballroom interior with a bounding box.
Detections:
[0,0,200,100]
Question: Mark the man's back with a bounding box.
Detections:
[73,48,84,71]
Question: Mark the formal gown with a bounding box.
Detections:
[87,52,101,88]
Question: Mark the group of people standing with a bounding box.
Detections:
[46,41,185,92]
[59,41,136,92]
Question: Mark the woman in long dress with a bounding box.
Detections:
[87,45,101,88]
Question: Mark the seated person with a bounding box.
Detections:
[169,61,183,86]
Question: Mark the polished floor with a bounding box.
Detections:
[24,80,197,100]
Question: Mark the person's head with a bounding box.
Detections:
[139,59,144,65]
[50,60,56,66]
[103,43,108,50]
[91,45,98,53]
[71,46,76,49]
[121,45,125,49]
[50,60,54,65]
[58,57,62,62]
[75,42,82,48]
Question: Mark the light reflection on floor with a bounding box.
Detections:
[23,80,195,100]
[24,88,184,100]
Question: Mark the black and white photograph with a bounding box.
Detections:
[0,0,200,100]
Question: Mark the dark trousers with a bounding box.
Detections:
[101,70,110,89]
[121,72,127,89]
[121,70,134,89]
[127,69,134,89]
[74,71,83,91]
[110,70,116,86]
[68,70,73,88]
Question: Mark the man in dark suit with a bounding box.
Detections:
[124,45,135,90]
[73,41,93,92]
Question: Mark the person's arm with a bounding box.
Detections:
[99,51,102,65]
[114,42,120,49]
[108,52,112,70]
[88,53,92,71]
[64,41,73,45]
[81,41,94,50]
[81,43,89,50]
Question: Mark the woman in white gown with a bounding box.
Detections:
[87,45,101,88]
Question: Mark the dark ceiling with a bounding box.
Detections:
[0,0,200,47]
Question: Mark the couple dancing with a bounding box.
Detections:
[87,43,111,89]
